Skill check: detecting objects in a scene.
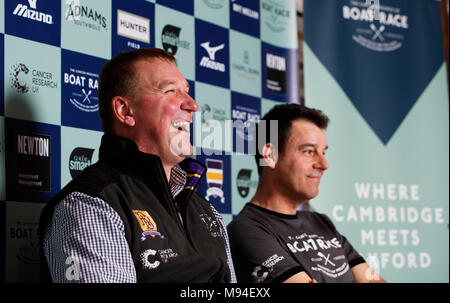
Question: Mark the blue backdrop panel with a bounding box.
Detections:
[0,0,300,282]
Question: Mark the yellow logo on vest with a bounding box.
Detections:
[132,210,166,241]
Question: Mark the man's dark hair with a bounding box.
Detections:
[255,103,329,175]
[98,48,177,133]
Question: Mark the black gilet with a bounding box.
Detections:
[39,134,231,283]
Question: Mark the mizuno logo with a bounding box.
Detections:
[199,42,226,72]
[200,42,224,60]
[13,0,53,25]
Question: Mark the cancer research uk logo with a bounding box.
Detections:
[61,50,105,131]
[343,1,408,52]
[10,63,57,95]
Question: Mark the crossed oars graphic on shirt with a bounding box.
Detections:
[317,252,336,267]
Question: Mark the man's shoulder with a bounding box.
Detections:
[227,204,269,234]
[63,161,119,197]
[297,210,338,232]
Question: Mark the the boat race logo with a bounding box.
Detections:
[343,0,408,52]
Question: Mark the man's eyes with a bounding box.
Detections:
[303,149,314,155]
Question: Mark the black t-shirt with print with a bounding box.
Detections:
[227,203,365,283]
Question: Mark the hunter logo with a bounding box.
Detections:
[17,132,51,191]
[161,25,190,55]
[69,147,94,179]
[12,0,53,25]
[117,10,150,44]
[343,1,408,52]
[265,52,286,94]
[65,0,107,31]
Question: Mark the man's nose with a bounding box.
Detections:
[314,153,329,171]
[181,91,199,112]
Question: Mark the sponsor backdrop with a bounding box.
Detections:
[0,0,299,281]
[304,0,449,282]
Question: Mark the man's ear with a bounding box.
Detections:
[260,143,278,169]
[112,96,135,127]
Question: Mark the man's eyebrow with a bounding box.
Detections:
[158,80,190,90]
[157,80,177,88]
[298,143,329,150]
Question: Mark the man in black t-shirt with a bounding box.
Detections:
[227,104,385,283]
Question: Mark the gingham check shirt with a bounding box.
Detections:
[44,166,236,283]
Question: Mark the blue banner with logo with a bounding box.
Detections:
[304,0,449,282]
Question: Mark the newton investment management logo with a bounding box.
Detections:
[13,0,53,25]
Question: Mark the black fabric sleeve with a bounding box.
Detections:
[271,266,305,283]
[227,218,303,283]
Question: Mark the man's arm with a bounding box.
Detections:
[283,271,317,283]
[351,263,386,283]
[43,192,136,283]
[209,204,237,283]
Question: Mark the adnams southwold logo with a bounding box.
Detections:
[343,0,408,52]
[12,0,53,25]
[65,0,107,31]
